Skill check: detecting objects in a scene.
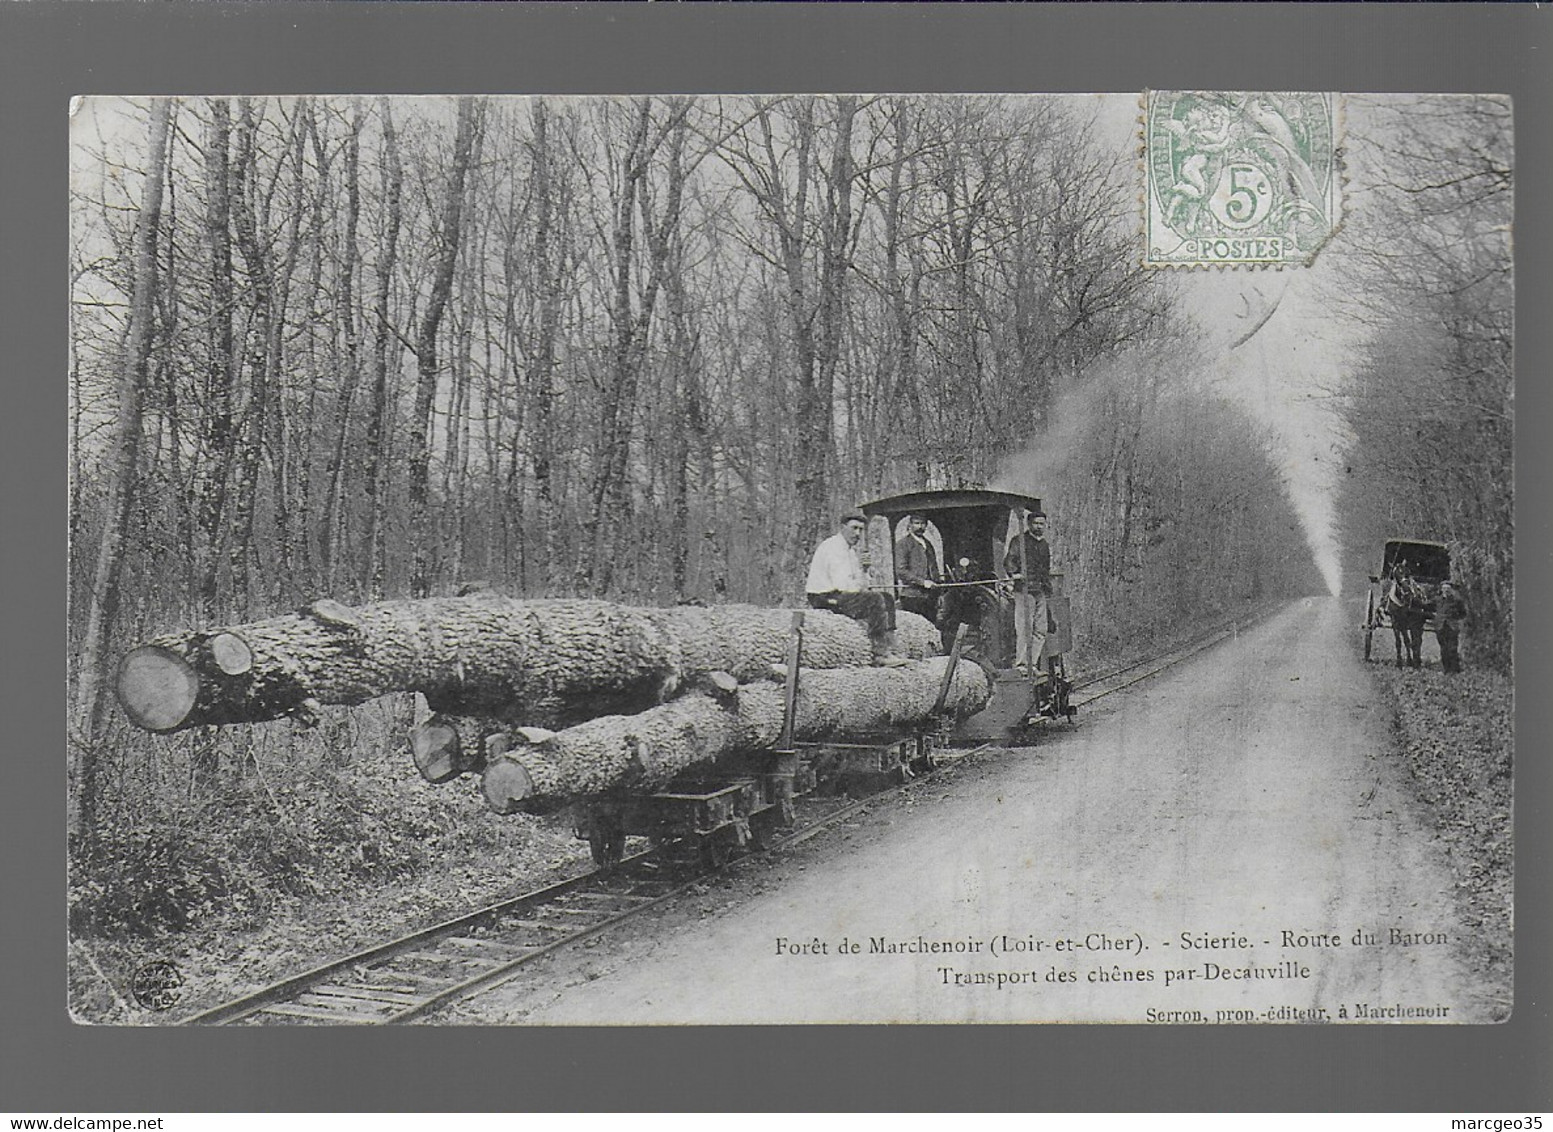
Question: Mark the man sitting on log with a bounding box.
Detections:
[806,513,909,666]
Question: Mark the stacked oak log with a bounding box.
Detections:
[115,594,940,733]
[114,594,990,812]
[479,657,992,814]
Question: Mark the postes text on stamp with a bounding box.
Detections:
[1144,91,1340,268]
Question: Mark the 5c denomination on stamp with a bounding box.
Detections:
[1144,90,1341,268]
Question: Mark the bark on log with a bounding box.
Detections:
[479,656,992,814]
[113,595,940,734]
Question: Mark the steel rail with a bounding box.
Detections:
[180,790,912,1026]
[180,856,669,1025]
[1071,604,1286,706]
[386,786,947,1023]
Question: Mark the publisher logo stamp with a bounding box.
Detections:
[131,959,183,1011]
[1144,91,1340,268]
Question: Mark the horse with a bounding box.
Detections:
[1383,570,1432,669]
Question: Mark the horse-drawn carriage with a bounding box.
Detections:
[1362,538,1451,666]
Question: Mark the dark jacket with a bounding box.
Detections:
[1003,533,1052,596]
[1436,589,1468,628]
[895,533,941,589]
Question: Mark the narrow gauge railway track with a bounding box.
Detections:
[181,791,895,1026]
[1069,606,1282,708]
[183,603,1282,1026]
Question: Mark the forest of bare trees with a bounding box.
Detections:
[1331,95,1513,670]
[67,94,1331,941]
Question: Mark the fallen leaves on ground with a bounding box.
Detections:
[1371,664,1512,1001]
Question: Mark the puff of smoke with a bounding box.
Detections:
[989,347,1194,499]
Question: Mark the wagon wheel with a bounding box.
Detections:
[1363,591,1375,661]
[1049,667,1076,726]
[747,809,777,852]
[698,834,730,871]
[587,817,625,869]
[914,735,938,773]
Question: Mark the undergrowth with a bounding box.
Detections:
[1370,663,1513,1010]
[66,702,588,1023]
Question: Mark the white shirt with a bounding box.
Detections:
[806,532,867,594]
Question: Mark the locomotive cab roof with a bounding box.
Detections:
[861,488,1044,524]
[861,489,1045,576]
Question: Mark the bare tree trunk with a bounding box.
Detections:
[529,99,562,589]
[268,107,308,609]
[323,101,363,594]
[585,101,653,593]
[227,98,272,620]
[410,96,480,597]
[584,99,691,593]
[199,98,235,622]
[812,96,858,511]
[665,263,695,600]
[444,286,474,586]
[70,98,172,844]
[364,99,402,601]
[879,103,926,477]
[732,98,854,560]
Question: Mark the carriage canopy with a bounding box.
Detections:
[1379,539,1451,583]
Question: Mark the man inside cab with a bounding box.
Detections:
[894,513,942,622]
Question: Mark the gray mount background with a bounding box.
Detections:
[6,2,1549,1113]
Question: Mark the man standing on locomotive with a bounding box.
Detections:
[806,513,909,666]
[1003,509,1054,673]
[894,513,942,622]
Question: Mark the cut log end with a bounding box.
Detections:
[704,670,740,698]
[207,632,253,676]
[481,756,536,815]
[115,645,199,733]
[411,715,481,783]
[305,598,361,631]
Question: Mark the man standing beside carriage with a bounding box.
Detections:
[1435,581,1468,675]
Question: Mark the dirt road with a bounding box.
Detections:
[465,597,1498,1025]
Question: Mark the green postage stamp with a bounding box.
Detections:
[1144,91,1341,268]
